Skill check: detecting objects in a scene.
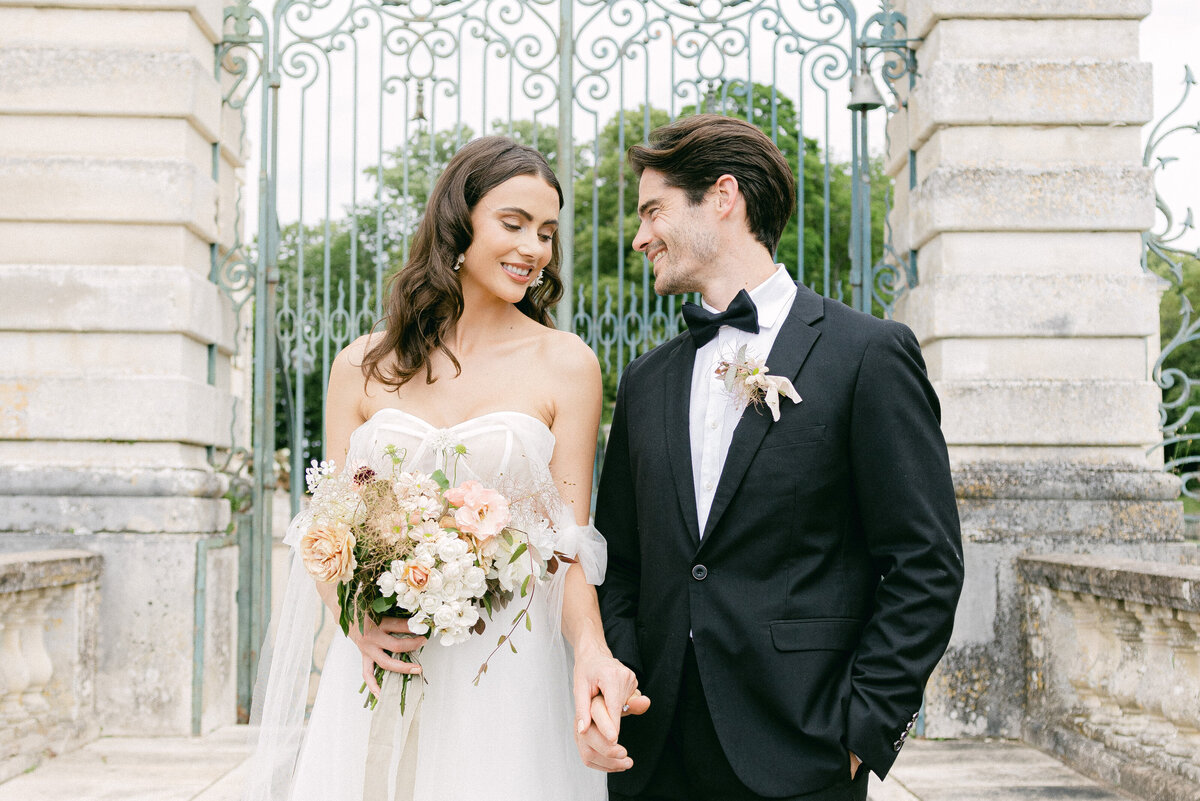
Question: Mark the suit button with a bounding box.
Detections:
[691,564,708,581]
[893,740,903,752]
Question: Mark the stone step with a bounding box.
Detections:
[0,729,1142,801]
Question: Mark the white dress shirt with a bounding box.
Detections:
[690,266,798,536]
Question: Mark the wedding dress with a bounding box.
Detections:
[244,409,609,801]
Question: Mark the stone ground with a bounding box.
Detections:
[0,729,1138,801]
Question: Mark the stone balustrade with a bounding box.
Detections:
[0,550,102,782]
[1019,553,1200,801]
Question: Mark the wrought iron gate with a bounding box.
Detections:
[218,0,914,716]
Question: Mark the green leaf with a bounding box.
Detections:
[431,469,450,491]
[510,642,518,654]
[520,574,531,598]
[508,542,528,564]
[723,368,737,392]
[497,635,507,646]
[524,612,532,632]
[372,596,392,613]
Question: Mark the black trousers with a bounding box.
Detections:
[610,642,869,801]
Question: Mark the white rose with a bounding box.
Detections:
[432,603,457,631]
[442,560,463,582]
[407,614,430,636]
[424,569,445,595]
[377,571,398,598]
[437,537,469,562]
[420,594,441,615]
[464,566,487,594]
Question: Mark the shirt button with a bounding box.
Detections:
[691,564,708,581]
[709,419,718,430]
[704,481,714,492]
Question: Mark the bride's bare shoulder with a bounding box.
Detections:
[536,327,600,384]
[330,332,387,383]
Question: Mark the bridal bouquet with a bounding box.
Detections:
[300,444,562,708]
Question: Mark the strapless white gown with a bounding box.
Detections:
[243,410,608,801]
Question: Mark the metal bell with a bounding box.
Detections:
[847,72,885,112]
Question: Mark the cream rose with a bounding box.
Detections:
[300,521,357,583]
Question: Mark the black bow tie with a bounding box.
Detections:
[682,290,760,346]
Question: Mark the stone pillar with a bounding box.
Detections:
[0,0,245,735]
[887,0,1185,737]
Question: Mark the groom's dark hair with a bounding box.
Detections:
[627,114,796,254]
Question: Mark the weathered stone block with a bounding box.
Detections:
[0,440,213,472]
[0,7,215,63]
[0,265,236,351]
[922,338,1151,382]
[910,61,1152,148]
[0,0,225,43]
[921,18,1140,62]
[0,116,212,164]
[0,332,212,380]
[912,232,1146,280]
[909,165,1154,248]
[949,444,1160,470]
[918,126,1143,181]
[0,156,218,243]
[0,47,221,142]
[0,375,234,447]
[0,495,231,535]
[0,222,212,268]
[907,0,1151,40]
[936,379,1162,447]
[900,273,1160,340]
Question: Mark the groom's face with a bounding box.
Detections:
[633,168,719,296]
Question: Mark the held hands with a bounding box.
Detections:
[348,616,427,697]
[850,751,862,780]
[572,650,651,772]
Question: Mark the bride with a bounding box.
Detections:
[245,136,648,801]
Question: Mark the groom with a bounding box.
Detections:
[591,115,964,800]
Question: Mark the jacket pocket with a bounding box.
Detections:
[769,617,862,652]
[759,424,826,451]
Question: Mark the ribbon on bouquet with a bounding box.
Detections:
[362,671,422,801]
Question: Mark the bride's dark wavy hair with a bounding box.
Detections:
[362,136,565,388]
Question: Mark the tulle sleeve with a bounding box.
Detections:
[553,522,607,585]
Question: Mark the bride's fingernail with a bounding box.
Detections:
[577,719,586,733]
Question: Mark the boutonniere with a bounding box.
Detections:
[715,345,802,422]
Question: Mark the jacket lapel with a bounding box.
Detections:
[699,284,825,543]
[663,335,702,547]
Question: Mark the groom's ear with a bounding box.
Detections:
[711,174,744,222]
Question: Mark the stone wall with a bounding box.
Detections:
[0,0,245,735]
[886,0,1192,738]
[0,550,102,781]
[1020,554,1200,801]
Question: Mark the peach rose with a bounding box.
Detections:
[404,563,430,590]
[300,521,357,583]
[445,480,511,540]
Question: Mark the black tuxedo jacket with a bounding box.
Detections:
[595,283,964,797]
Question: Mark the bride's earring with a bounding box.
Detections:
[531,271,544,288]
[454,254,465,271]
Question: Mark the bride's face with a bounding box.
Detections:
[460,174,559,306]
